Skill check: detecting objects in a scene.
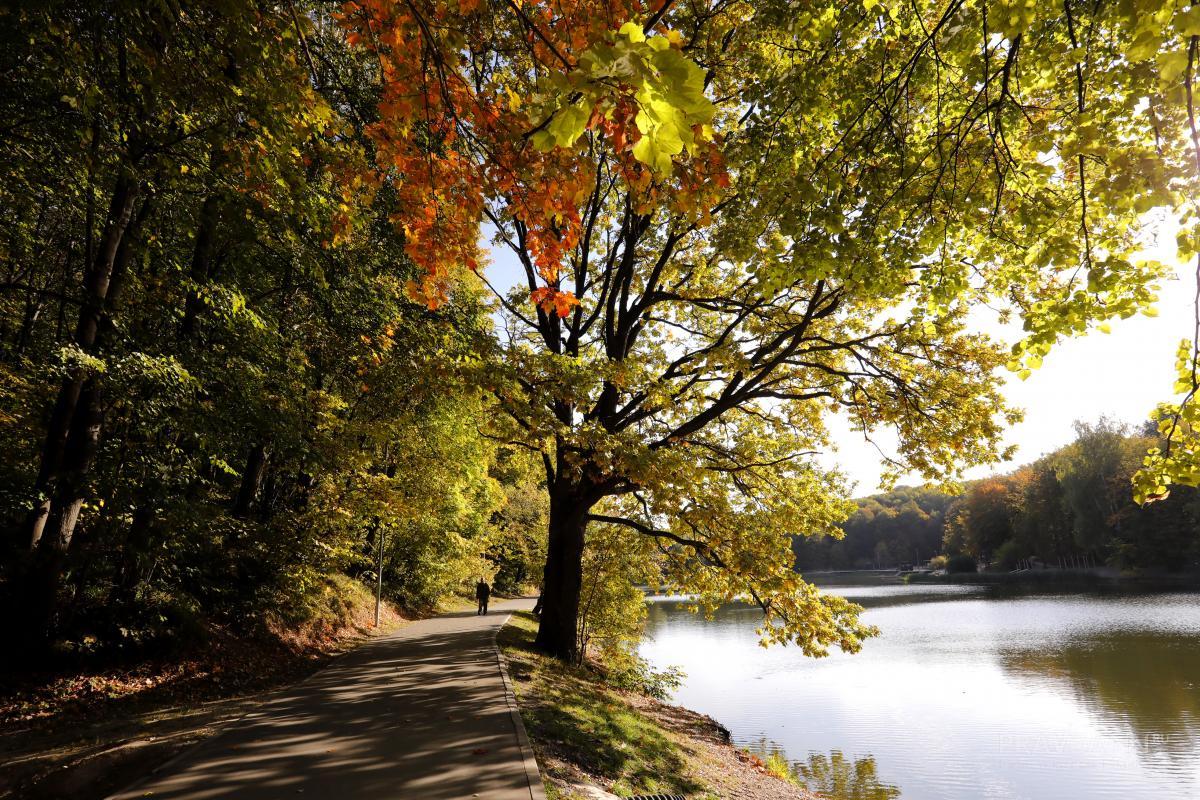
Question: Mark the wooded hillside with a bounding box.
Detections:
[796,421,1200,573]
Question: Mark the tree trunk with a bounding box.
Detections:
[233,441,268,518]
[112,503,156,605]
[180,192,221,338]
[534,481,593,661]
[23,376,106,643]
[22,175,138,551]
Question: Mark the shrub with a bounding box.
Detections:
[993,539,1025,570]
[575,523,657,664]
[764,752,799,784]
[603,657,685,701]
[946,553,977,573]
[572,519,689,699]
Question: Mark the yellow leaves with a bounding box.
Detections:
[1156,47,1190,88]
[1177,6,1200,37]
[618,21,645,43]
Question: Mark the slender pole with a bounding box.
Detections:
[374,527,385,627]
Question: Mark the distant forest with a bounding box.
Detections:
[793,420,1200,573]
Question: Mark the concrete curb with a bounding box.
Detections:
[493,613,549,800]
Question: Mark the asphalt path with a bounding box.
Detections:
[109,597,542,800]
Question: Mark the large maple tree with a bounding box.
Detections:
[344,0,1200,659]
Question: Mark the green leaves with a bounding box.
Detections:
[631,40,712,173]
[529,21,715,175]
[542,97,593,149]
[632,90,685,173]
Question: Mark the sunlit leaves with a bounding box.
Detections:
[529,21,716,174]
[343,0,1200,648]
[530,286,581,317]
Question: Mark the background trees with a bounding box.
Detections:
[793,488,952,571]
[810,419,1200,573]
[0,1,541,658]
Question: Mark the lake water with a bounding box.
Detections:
[640,584,1200,800]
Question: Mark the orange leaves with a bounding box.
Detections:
[336,0,491,307]
[339,0,701,313]
[530,286,580,318]
[406,277,451,310]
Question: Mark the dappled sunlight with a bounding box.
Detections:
[110,602,535,800]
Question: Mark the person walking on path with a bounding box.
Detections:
[475,578,491,615]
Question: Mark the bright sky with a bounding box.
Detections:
[829,216,1195,493]
[483,216,1197,495]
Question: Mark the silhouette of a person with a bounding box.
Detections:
[475,579,491,615]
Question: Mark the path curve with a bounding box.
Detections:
[108,598,543,800]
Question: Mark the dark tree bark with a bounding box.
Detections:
[24,377,106,640]
[233,441,268,518]
[22,175,138,551]
[534,476,597,662]
[180,192,221,338]
[112,503,156,604]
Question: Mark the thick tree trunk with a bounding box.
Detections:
[534,482,594,661]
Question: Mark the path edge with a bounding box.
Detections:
[493,613,549,800]
[104,623,402,799]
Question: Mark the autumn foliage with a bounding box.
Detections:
[337,0,726,315]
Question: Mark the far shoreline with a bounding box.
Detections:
[795,567,1200,591]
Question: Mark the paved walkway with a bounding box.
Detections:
[110,598,542,800]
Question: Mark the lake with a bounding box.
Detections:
[639,583,1200,800]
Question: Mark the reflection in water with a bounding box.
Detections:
[1000,634,1200,766]
[794,750,902,800]
[641,588,1200,800]
[748,740,902,800]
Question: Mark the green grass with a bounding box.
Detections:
[498,612,712,799]
[764,751,801,785]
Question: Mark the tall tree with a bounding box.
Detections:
[345,0,1197,659]
[3,0,352,636]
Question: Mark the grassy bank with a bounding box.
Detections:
[497,611,812,800]
[0,575,418,800]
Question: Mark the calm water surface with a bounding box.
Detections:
[640,585,1200,800]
